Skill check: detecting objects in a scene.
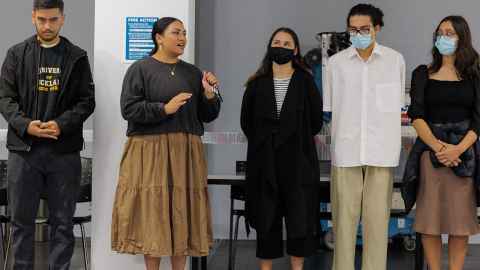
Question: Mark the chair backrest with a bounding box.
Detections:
[232,161,247,201]
[0,160,7,189]
[77,157,92,203]
[231,185,246,201]
[0,160,7,206]
[81,157,92,186]
[0,189,7,207]
[77,183,91,203]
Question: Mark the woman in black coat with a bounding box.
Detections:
[240,27,323,270]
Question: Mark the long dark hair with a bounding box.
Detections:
[149,17,181,56]
[429,16,480,80]
[246,27,310,85]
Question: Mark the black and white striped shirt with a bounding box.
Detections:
[273,77,291,118]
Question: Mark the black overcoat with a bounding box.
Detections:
[240,69,323,238]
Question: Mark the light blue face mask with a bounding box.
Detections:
[435,36,457,56]
[350,34,373,50]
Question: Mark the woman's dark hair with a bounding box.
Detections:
[33,0,64,12]
[347,4,384,27]
[429,15,480,80]
[150,17,182,56]
[246,27,310,85]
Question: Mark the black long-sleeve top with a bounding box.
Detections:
[407,64,480,135]
[121,57,221,136]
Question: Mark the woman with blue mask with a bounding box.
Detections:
[404,16,480,270]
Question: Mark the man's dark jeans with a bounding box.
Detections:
[7,144,81,270]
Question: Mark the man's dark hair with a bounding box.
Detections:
[347,4,384,27]
[33,0,64,12]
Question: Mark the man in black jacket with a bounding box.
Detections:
[0,0,95,269]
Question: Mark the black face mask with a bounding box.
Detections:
[268,47,295,65]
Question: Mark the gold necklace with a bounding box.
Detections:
[152,54,178,77]
[169,64,177,77]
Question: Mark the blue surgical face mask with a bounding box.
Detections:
[435,36,457,56]
[350,33,373,50]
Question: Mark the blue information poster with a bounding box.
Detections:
[125,17,159,61]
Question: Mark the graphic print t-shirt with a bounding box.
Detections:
[36,40,65,122]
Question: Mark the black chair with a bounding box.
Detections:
[74,183,91,270]
[72,157,92,270]
[0,160,11,270]
[3,158,92,270]
[0,190,8,257]
[1,192,11,270]
[228,184,249,270]
[227,161,249,270]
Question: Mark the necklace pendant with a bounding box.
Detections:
[170,71,175,76]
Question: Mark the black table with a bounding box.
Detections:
[190,175,425,270]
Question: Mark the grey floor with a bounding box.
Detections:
[2,238,90,270]
[3,239,480,269]
[207,240,480,270]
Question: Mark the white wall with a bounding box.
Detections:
[92,0,195,269]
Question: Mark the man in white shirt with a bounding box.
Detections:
[324,4,406,270]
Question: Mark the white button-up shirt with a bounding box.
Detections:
[324,43,406,167]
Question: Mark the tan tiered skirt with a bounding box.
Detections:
[414,152,480,236]
[111,133,213,257]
